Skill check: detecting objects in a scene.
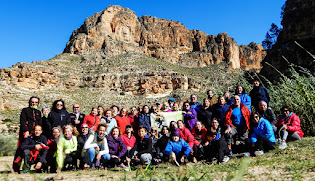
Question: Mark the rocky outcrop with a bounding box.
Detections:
[64,5,265,70]
[260,0,315,79]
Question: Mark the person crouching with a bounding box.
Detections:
[165,128,191,166]
[21,125,48,173]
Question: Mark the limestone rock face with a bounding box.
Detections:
[260,0,315,79]
[64,5,265,70]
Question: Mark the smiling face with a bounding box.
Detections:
[219,96,226,105]
[195,122,202,130]
[112,128,120,138]
[207,90,214,98]
[203,99,210,108]
[91,108,98,116]
[73,104,80,113]
[211,119,219,129]
[52,128,60,140]
[81,125,89,135]
[97,107,104,116]
[120,108,127,117]
[105,110,112,118]
[253,80,260,87]
[237,86,243,95]
[252,113,260,124]
[138,128,147,138]
[281,108,290,117]
[177,121,184,129]
[162,127,169,135]
[173,103,179,111]
[30,98,39,108]
[233,96,241,107]
[259,101,268,111]
[190,95,197,103]
[98,126,106,137]
[172,135,179,142]
[34,125,42,137]
[150,128,157,136]
[42,108,50,116]
[56,101,63,110]
[64,128,72,139]
[183,103,190,111]
[143,106,149,113]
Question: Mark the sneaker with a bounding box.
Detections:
[244,152,251,157]
[254,150,264,156]
[119,163,127,169]
[279,141,287,149]
[222,156,230,163]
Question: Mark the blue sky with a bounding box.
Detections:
[0,0,286,68]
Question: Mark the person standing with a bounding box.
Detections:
[48,99,71,130]
[69,104,85,131]
[189,94,202,112]
[250,79,270,111]
[13,96,42,173]
[206,90,218,108]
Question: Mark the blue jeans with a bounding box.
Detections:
[87,148,110,166]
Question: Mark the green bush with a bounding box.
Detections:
[0,134,17,156]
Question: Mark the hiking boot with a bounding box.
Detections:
[254,150,264,156]
[279,141,287,149]
[222,156,230,163]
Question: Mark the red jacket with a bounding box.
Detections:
[83,114,101,131]
[276,112,304,138]
[225,103,251,130]
[47,138,57,156]
[179,126,200,150]
[121,133,136,148]
[128,114,139,133]
[191,127,207,143]
[116,116,131,133]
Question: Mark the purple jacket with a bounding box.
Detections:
[184,108,198,130]
[106,135,127,159]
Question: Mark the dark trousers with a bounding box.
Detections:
[43,154,56,173]
[63,151,78,169]
[204,137,229,163]
[255,135,275,152]
[108,157,121,168]
[23,150,42,170]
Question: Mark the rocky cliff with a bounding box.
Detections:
[64,5,265,70]
[260,0,315,79]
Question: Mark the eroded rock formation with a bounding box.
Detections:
[64,5,265,69]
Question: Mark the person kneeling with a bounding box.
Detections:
[165,129,191,166]
[21,125,48,173]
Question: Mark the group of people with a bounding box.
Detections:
[12,79,304,173]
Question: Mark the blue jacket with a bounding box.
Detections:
[251,118,276,143]
[231,93,252,112]
[139,113,151,131]
[213,103,229,128]
[165,138,191,156]
[190,101,203,112]
[250,86,270,108]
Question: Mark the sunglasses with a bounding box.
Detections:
[57,104,63,106]
[184,105,190,107]
[151,130,157,132]
[254,116,259,118]
[31,101,38,103]
[73,107,79,108]
[82,127,88,129]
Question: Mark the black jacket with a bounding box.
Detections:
[48,109,71,130]
[132,137,152,157]
[197,107,213,128]
[69,113,85,130]
[21,135,48,163]
[42,116,51,138]
[156,135,169,157]
[20,107,42,133]
[77,133,89,155]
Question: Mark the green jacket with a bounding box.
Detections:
[56,135,77,169]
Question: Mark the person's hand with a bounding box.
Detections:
[127,146,132,150]
[24,131,30,138]
[74,119,80,125]
[56,168,61,173]
[35,144,42,150]
[180,156,185,163]
[111,155,118,158]
[126,157,131,163]
[96,153,102,160]
[35,162,42,169]
[95,146,100,151]
[182,111,186,114]
[225,127,231,133]
[204,141,209,146]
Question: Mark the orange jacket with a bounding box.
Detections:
[225,103,251,130]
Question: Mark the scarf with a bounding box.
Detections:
[30,106,38,109]
[66,135,72,140]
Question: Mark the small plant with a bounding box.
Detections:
[0,134,17,156]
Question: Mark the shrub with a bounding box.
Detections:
[0,134,17,156]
